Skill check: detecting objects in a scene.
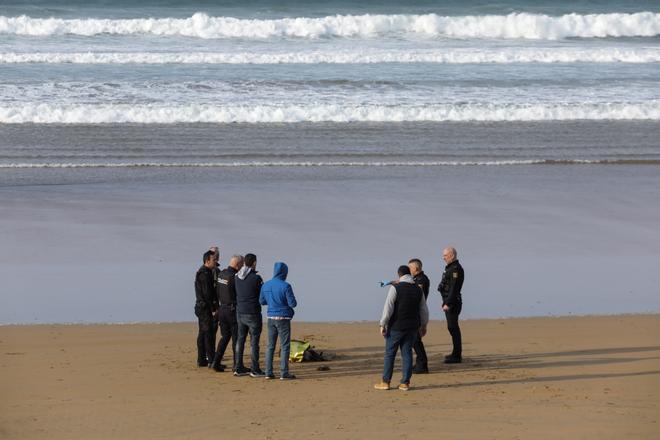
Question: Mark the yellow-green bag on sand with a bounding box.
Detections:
[289,340,310,363]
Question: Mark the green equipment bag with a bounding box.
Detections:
[289,340,310,363]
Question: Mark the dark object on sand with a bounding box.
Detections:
[317,365,330,371]
[303,347,327,362]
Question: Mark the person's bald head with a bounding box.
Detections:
[442,247,457,264]
[229,255,244,270]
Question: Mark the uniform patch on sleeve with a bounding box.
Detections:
[453,272,458,279]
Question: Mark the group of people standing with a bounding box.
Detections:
[375,247,464,391]
[193,245,465,389]
[194,247,298,380]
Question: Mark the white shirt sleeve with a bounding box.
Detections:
[379,285,397,328]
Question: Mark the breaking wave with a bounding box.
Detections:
[3,48,660,64]
[2,159,656,168]
[1,12,659,40]
[1,102,658,124]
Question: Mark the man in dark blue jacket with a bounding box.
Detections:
[234,253,265,377]
[260,262,297,380]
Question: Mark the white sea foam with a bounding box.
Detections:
[1,102,658,124]
[1,12,659,40]
[0,160,598,168]
[3,48,660,64]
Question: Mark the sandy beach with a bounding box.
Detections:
[1,315,658,439]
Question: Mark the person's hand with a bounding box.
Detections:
[380,326,387,337]
[442,304,450,312]
[419,326,427,337]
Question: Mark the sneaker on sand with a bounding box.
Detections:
[250,369,266,378]
[265,374,276,380]
[280,374,297,381]
[233,367,250,376]
[373,381,390,390]
[398,383,410,391]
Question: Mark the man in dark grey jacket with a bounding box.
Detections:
[375,265,429,391]
[234,253,265,377]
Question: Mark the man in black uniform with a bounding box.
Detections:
[408,258,430,374]
[195,250,218,367]
[209,246,220,358]
[210,254,244,372]
[438,246,464,363]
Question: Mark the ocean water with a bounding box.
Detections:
[0,0,659,323]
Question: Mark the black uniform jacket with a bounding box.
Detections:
[438,260,464,306]
[195,265,218,311]
[217,266,238,306]
[413,271,430,300]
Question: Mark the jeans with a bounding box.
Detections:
[265,319,291,378]
[235,313,262,372]
[213,305,238,369]
[445,303,462,357]
[382,328,418,384]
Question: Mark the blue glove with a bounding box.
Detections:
[379,280,393,288]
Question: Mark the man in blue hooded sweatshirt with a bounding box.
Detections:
[260,262,297,380]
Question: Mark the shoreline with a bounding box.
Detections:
[2,312,659,327]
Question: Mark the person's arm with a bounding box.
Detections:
[259,284,267,306]
[286,284,297,308]
[204,272,218,311]
[379,286,397,329]
[419,295,429,336]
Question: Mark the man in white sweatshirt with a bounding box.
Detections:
[375,265,429,391]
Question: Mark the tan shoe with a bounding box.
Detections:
[398,383,410,391]
[374,381,390,390]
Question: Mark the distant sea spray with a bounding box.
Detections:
[1,12,660,40]
[3,48,660,64]
[1,102,658,124]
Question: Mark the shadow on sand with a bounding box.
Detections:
[292,344,660,387]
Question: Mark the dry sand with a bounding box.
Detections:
[1,315,658,439]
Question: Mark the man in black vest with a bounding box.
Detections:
[375,265,429,391]
[409,258,430,374]
[210,254,244,372]
[234,253,265,377]
[438,246,464,363]
[194,250,218,367]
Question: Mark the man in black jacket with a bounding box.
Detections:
[210,255,244,372]
[209,246,220,359]
[438,247,465,363]
[234,253,265,377]
[195,250,218,367]
[408,258,430,373]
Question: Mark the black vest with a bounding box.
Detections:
[389,282,423,331]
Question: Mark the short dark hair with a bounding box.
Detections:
[397,265,411,277]
[203,250,215,263]
[244,253,257,267]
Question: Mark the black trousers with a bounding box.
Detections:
[195,305,215,364]
[444,303,462,357]
[209,315,219,355]
[214,305,238,368]
[413,335,428,368]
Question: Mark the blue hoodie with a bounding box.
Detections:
[259,262,297,318]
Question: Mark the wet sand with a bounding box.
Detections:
[1,315,659,439]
